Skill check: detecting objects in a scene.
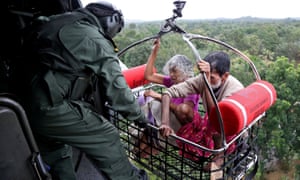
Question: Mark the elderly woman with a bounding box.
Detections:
[144,38,199,128]
[135,38,200,157]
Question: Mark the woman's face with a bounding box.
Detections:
[169,67,186,84]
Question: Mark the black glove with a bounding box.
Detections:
[134,115,148,128]
[134,120,147,129]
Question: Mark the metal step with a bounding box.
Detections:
[231,151,258,180]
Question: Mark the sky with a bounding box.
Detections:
[81,0,299,21]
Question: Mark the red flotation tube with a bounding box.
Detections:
[210,80,277,136]
[122,64,156,89]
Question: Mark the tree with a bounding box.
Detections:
[259,56,300,171]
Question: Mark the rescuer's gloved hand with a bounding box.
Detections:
[134,121,148,129]
[134,115,148,129]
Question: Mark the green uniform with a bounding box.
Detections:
[27,9,147,180]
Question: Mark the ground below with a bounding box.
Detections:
[262,160,299,180]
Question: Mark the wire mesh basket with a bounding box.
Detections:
[107,85,260,180]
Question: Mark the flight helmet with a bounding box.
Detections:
[86,1,124,38]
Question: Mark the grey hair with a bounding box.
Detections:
[162,54,194,78]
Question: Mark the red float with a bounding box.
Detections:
[122,64,156,89]
[210,80,277,136]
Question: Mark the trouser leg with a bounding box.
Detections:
[35,137,76,180]
[72,111,140,180]
[32,102,147,180]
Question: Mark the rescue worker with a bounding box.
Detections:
[25,1,148,179]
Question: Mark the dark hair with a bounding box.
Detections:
[203,51,230,76]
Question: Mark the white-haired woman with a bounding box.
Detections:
[136,38,200,158]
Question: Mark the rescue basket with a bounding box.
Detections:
[107,85,260,179]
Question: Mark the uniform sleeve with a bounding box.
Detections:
[100,53,146,122]
[61,23,146,123]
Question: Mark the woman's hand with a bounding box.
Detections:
[144,89,161,100]
[159,124,174,137]
[152,38,160,51]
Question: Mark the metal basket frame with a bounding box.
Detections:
[108,85,261,179]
